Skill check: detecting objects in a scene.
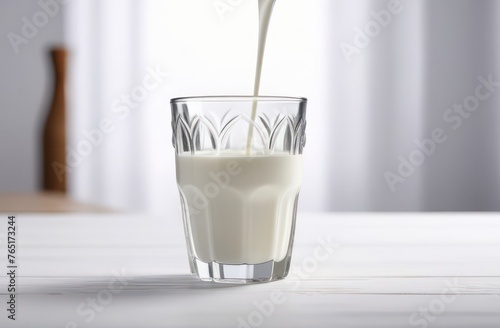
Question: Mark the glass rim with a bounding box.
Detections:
[170,95,307,104]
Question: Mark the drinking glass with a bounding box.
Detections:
[171,96,307,283]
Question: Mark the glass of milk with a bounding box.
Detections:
[171,96,307,283]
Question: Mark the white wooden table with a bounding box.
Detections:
[0,213,499,327]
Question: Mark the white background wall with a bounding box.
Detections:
[2,0,500,212]
[0,0,65,191]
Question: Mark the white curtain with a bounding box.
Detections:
[65,0,500,212]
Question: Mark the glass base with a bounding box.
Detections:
[191,258,290,284]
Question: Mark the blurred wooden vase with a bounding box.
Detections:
[43,48,67,192]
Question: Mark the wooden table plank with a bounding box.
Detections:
[0,192,113,212]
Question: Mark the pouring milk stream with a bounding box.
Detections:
[246,0,277,154]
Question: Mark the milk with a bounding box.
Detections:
[176,153,302,264]
[246,0,277,153]
[253,0,276,99]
